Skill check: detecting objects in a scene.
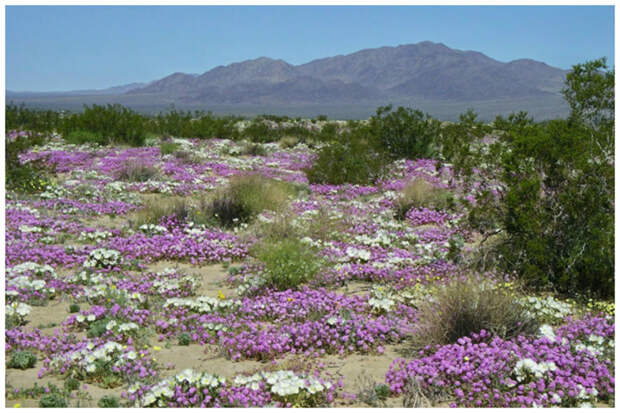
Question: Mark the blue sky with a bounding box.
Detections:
[6,5,615,91]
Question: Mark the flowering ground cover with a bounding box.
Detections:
[4,134,614,408]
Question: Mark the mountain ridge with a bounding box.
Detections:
[126,41,568,105]
[7,41,571,121]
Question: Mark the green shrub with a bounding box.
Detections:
[64,377,80,392]
[242,121,276,142]
[87,319,109,338]
[450,59,614,298]
[97,395,120,408]
[5,134,53,193]
[60,104,147,147]
[178,332,191,346]
[393,178,455,219]
[411,279,538,350]
[368,105,440,160]
[374,384,390,401]
[254,239,322,291]
[305,140,387,185]
[64,129,106,145]
[7,351,37,369]
[6,103,61,133]
[153,108,240,139]
[39,393,68,408]
[68,303,81,313]
[159,141,180,155]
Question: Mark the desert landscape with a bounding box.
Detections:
[4,5,615,410]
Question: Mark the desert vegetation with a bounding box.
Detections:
[4,59,614,407]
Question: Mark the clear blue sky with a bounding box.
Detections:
[6,5,615,92]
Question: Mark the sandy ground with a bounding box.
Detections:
[5,262,421,408]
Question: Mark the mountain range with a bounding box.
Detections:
[7,41,570,120]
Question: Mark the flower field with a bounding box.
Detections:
[4,132,615,408]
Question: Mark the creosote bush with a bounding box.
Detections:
[64,130,107,146]
[394,178,455,220]
[450,59,614,298]
[368,105,440,160]
[305,139,386,185]
[61,104,148,147]
[410,279,538,350]
[253,238,322,291]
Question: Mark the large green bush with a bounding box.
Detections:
[64,129,106,146]
[254,239,322,291]
[368,105,441,160]
[61,104,148,146]
[305,139,387,185]
[5,133,52,193]
[451,59,614,298]
[6,103,61,133]
[153,108,240,139]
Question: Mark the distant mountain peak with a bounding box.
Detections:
[127,42,566,104]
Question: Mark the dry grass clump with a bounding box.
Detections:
[249,212,302,243]
[401,377,433,407]
[239,142,267,156]
[129,196,193,227]
[172,150,203,165]
[394,178,455,220]
[355,375,391,407]
[303,207,348,242]
[206,174,296,228]
[278,136,299,149]
[115,162,160,182]
[410,278,538,350]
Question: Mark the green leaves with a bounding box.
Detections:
[563,58,614,129]
[368,105,441,160]
[451,59,614,298]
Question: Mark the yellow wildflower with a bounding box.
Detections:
[153,346,162,351]
[217,290,226,300]
[13,403,21,408]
